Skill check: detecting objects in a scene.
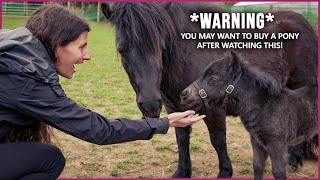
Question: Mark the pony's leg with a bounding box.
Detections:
[288,134,318,172]
[287,144,303,172]
[162,99,192,178]
[172,126,192,178]
[250,136,268,180]
[267,143,287,180]
[204,108,232,178]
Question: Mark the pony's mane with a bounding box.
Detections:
[109,3,177,62]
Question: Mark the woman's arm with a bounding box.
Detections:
[16,79,169,145]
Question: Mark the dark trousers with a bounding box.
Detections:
[0,142,65,180]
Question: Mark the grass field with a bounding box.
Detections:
[2,16,318,178]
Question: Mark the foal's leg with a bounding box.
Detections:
[172,126,192,178]
[267,143,287,180]
[250,136,268,180]
[204,108,232,178]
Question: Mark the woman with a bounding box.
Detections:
[0,4,205,180]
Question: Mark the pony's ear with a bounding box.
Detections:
[159,2,172,10]
[101,3,112,19]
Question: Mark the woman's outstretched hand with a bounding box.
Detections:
[167,110,206,127]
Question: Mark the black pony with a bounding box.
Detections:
[102,2,317,177]
[181,51,318,180]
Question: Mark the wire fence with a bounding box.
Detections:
[2,2,107,22]
[226,2,318,31]
[2,2,318,29]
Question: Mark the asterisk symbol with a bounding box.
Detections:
[190,13,199,22]
[265,13,274,22]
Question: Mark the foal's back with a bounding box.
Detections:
[259,84,317,146]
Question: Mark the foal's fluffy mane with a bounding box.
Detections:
[230,52,283,95]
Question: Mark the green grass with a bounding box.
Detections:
[110,169,119,177]
[155,143,171,151]
[239,168,251,174]
[2,16,28,28]
[190,143,202,152]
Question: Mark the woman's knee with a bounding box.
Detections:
[46,144,66,167]
[42,144,66,178]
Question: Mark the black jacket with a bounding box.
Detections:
[0,27,169,144]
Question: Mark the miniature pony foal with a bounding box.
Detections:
[180,52,317,180]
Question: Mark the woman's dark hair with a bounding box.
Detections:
[2,122,53,144]
[26,4,90,63]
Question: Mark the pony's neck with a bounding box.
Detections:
[160,20,186,95]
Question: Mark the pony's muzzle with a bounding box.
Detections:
[138,100,162,118]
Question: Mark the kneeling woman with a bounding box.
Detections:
[0,4,205,180]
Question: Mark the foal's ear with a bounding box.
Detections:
[101,3,112,19]
[226,51,241,72]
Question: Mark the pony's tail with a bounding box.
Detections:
[302,134,318,160]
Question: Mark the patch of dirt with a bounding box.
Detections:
[56,116,318,178]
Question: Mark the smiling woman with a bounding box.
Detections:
[55,32,91,79]
[0,3,205,180]
[25,4,91,79]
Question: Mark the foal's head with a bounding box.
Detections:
[180,52,241,111]
[180,51,282,111]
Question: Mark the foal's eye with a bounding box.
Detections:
[209,76,219,85]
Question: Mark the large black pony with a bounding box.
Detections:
[102,2,317,177]
[181,51,318,180]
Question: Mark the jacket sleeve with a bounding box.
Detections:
[16,80,169,145]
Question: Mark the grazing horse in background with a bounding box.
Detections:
[102,2,318,177]
[180,51,318,180]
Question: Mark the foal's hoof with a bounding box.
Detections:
[217,169,233,178]
[172,169,192,178]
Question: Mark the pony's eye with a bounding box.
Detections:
[209,76,219,85]
[117,45,127,55]
[118,48,125,54]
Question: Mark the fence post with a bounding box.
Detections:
[307,2,311,23]
[68,2,70,10]
[4,2,7,14]
[97,2,101,23]
[23,2,26,16]
[81,2,84,11]
[26,2,29,16]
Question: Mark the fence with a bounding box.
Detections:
[2,2,318,28]
[227,2,318,30]
[2,2,107,22]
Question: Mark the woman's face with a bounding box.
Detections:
[55,31,91,79]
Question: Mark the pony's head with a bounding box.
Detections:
[102,3,176,117]
[181,51,282,110]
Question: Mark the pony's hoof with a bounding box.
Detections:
[172,169,192,178]
[287,164,299,173]
[217,169,233,178]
